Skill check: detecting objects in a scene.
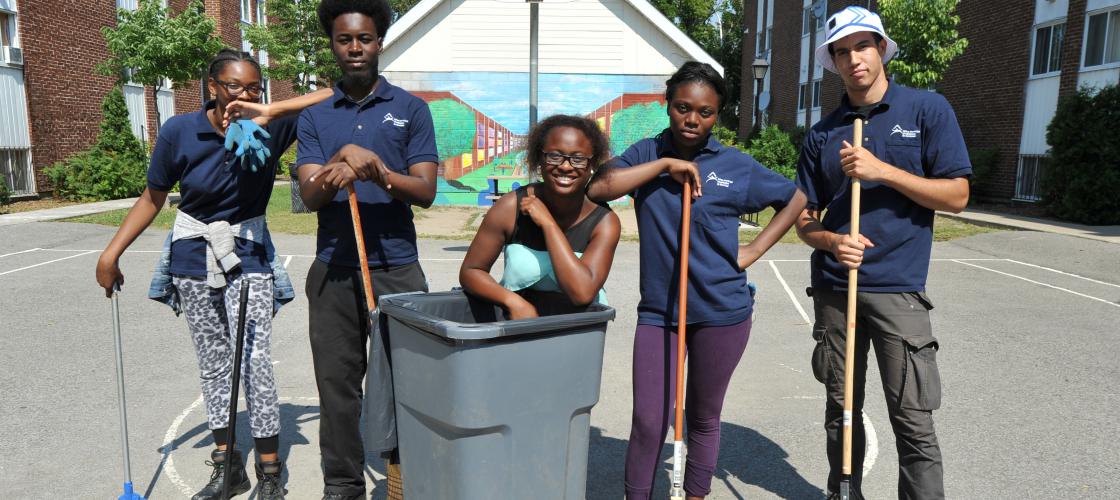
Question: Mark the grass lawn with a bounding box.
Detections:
[65,184,1002,243]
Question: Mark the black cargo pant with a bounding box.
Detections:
[306,259,428,497]
[810,288,944,500]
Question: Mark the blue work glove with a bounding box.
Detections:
[748,280,758,299]
[224,120,272,173]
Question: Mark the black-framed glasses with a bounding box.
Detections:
[213,78,263,97]
[542,151,591,169]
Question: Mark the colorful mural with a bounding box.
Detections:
[393,72,670,206]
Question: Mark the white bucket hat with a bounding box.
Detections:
[815,6,898,74]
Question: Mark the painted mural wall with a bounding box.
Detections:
[386,71,670,206]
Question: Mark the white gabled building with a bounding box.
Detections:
[378,0,721,205]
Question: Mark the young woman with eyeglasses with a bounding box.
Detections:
[459,115,621,319]
[587,62,807,499]
[94,48,332,500]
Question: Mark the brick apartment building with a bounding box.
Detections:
[0,0,298,198]
[740,0,1120,203]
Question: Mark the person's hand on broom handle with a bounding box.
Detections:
[670,181,692,500]
[840,118,863,500]
[347,185,376,312]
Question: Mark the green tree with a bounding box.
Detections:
[428,99,476,160]
[99,0,224,132]
[243,0,340,93]
[389,0,423,21]
[47,87,150,201]
[878,0,969,88]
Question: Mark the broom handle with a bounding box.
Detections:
[348,185,376,310]
[842,118,863,477]
[674,181,692,443]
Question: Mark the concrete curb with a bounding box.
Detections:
[939,208,1120,245]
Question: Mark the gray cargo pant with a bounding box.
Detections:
[810,288,945,500]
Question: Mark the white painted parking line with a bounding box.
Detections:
[1006,259,1120,289]
[0,250,97,277]
[0,248,40,259]
[768,261,811,324]
[283,255,293,268]
[952,259,1120,309]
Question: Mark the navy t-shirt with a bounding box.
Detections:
[295,78,438,268]
[612,131,798,327]
[147,101,299,277]
[795,83,972,292]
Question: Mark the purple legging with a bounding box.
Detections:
[624,318,752,499]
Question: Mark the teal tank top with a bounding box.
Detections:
[499,185,612,316]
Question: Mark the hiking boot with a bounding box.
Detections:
[192,448,251,500]
[255,460,287,499]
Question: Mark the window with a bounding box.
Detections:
[0,12,12,47]
[257,0,267,24]
[1084,8,1120,67]
[797,80,821,110]
[1032,22,1064,75]
[241,0,252,23]
[1015,155,1047,202]
[116,0,139,10]
[802,7,823,36]
[1,149,34,196]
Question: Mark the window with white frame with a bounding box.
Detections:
[802,7,823,36]
[1,11,14,48]
[798,80,821,110]
[1084,8,1120,67]
[1032,22,1065,76]
[240,0,252,23]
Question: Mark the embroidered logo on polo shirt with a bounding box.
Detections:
[705,172,734,188]
[890,124,920,139]
[382,113,409,127]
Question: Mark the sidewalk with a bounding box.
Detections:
[939,208,1120,245]
[4,195,1119,244]
[0,194,181,227]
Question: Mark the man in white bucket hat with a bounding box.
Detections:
[793,6,971,500]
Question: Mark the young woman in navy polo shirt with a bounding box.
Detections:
[95,49,331,500]
[588,62,807,499]
[460,114,621,319]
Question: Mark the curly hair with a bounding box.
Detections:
[525,115,611,177]
[665,61,726,110]
[318,0,393,38]
[207,48,261,81]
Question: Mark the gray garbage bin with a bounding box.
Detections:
[378,290,614,500]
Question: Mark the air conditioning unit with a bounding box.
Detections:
[5,46,22,65]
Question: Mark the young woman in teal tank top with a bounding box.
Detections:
[459,115,621,318]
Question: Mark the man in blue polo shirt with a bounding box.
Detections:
[794,7,970,499]
[294,1,438,499]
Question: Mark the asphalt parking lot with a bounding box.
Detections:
[1,221,1118,499]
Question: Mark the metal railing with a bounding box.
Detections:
[1014,154,1047,202]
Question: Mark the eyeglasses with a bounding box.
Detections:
[213,78,263,97]
[542,151,591,169]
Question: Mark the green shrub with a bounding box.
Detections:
[745,125,798,180]
[711,125,740,148]
[1043,84,1120,224]
[967,147,999,192]
[48,86,149,201]
[0,176,10,210]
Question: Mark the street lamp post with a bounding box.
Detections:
[751,58,770,135]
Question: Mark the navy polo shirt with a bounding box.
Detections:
[296,78,438,268]
[147,101,299,278]
[795,83,972,292]
[612,131,797,327]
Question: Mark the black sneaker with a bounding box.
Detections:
[255,460,287,499]
[321,493,363,500]
[192,448,251,500]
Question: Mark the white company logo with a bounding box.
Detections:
[383,113,409,127]
[705,171,734,188]
[890,124,920,139]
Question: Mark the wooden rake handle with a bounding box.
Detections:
[347,185,376,311]
[842,118,864,477]
[674,181,692,443]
